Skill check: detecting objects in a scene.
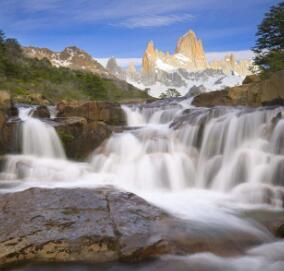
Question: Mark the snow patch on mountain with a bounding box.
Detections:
[127,70,244,98]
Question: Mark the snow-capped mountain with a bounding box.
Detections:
[104,30,253,98]
[127,69,244,98]
[23,46,112,79]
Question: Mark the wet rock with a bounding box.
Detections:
[0,187,170,268]
[0,187,274,268]
[6,105,19,118]
[55,117,112,160]
[0,121,21,155]
[31,106,50,119]
[276,224,284,238]
[56,101,126,126]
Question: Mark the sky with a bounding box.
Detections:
[0,0,282,66]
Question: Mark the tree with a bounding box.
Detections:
[0,30,6,74]
[252,2,284,74]
[159,88,181,99]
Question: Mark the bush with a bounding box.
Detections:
[0,30,149,103]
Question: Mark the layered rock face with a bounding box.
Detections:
[141,30,251,77]
[55,101,126,159]
[23,46,112,78]
[142,41,157,75]
[100,30,253,97]
[175,30,208,70]
[192,70,284,107]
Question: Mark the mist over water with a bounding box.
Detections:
[1,100,284,270]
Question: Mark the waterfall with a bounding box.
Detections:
[1,102,283,207]
[21,118,65,158]
[89,103,284,206]
[19,107,66,159]
[1,101,284,269]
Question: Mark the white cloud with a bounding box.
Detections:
[0,0,196,30]
[96,58,142,68]
[118,14,193,28]
[206,50,254,61]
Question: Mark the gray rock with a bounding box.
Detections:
[0,187,273,268]
[185,85,206,98]
[31,106,50,119]
[0,187,170,268]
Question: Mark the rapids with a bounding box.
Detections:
[1,99,284,270]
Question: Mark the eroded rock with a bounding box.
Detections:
[31,106,50,119]
[56,101,126,126]
[0,187,277,268]
[55,117,112,160]
[192,70,284,107]
[0,187,170,267]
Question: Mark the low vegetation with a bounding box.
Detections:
[0,31,149,103]
[159,88,181,99]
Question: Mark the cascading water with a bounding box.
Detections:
[1,100,284,270]
[19,107,66,159]
[0,106,66,183]
[90,103,284,204]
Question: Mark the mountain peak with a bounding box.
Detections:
[140,29,252,78]
[182,29,197,39]
[175,30,207,68]
[145,40,155,55]
[23,46,112,78]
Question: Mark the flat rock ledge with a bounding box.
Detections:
[0,187,271,268]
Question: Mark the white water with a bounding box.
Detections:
[20,107,66,159]
[1,101,284,270]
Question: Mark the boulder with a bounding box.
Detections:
[0,121,21,155]
[0,187,271,268]
[6,105,19,118]
[258,71,284,105]
[242,74,261,85]
[56,101,126,126]
[192,70,284,107]
[14,93,51,105]
[32,106,50,119]
[55,117,112,160]
[0,187,170,268]
[0,91,11,110]
[192,90,233,107]
[185,85,206,98]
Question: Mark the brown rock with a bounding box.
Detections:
[0,91,10,110]
[243,74,261,84]
[55,117,112,160]
[141,30,251,77]
[56,101,126,126]
[142,41,157,75]
[0,121,21,155]
[0,187,272,268]
[23,46,113,79]
[175,30,207,70]
[0,187,170,268]
[192,70,284,107]
[32,106,50,119]
[192,90,233,107]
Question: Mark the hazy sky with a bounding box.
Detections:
[0,0,281,60]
